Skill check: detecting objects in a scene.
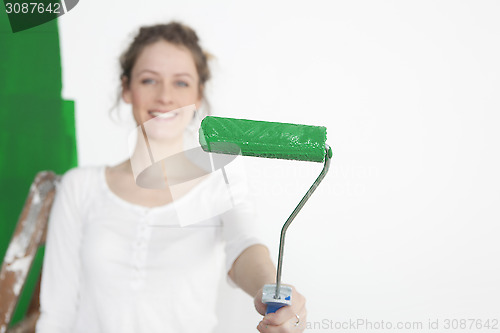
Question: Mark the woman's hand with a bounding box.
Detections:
[254,285,307,332]
[227,245,306,331]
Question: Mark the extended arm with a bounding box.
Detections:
[228,244,307,333]
[228,244,275,297]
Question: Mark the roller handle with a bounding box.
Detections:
[262,284,292,315]
[265,301,289,314]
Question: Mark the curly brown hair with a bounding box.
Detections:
[118,21,212,113]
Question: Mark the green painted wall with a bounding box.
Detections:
[0,7,77,326]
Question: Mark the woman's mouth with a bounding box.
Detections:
[147,105,196,122]
[149,110,179,120]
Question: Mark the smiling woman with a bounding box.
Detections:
[120,22,211,111]
[35,22,307,333]
[122,41,200,141]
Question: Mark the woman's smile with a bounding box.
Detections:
[122,40,201,140]
[148,109,180,121]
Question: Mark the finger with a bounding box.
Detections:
[291,307,307,332]
[257,307,308,333]
[262,295,305,326]
[256,320,268,333]
[254,294,267,316]
[262,302,305,327]
[257,320,284,333]
[283,306,308,332]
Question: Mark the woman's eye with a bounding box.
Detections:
[141,78,156,85]
[175,81,188,87]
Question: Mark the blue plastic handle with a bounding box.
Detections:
[262,284,292,315]
[266,302,287,314]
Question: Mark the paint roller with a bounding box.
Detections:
[199,116,332,314]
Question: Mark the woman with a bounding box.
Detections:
[36,22,306,333]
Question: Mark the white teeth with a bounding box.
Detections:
[151,111,178,119]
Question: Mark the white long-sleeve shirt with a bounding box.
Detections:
[36,165,263,333]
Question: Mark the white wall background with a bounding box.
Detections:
[58,0,500,332]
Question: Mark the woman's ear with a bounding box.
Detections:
[121,76,132,104]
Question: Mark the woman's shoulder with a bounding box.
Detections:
[51,166,105,211]
[62,165,103,179]
[59,165,105,190]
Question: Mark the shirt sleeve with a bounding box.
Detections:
[219,159,267,280]
[36,168,88,333]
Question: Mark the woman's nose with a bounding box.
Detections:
[156,83,174,104]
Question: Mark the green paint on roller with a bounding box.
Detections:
[199,116,327,162]
[200,116,332,306]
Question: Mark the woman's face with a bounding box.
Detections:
[122,40,201,141]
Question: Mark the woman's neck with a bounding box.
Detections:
[129,132,197,185]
